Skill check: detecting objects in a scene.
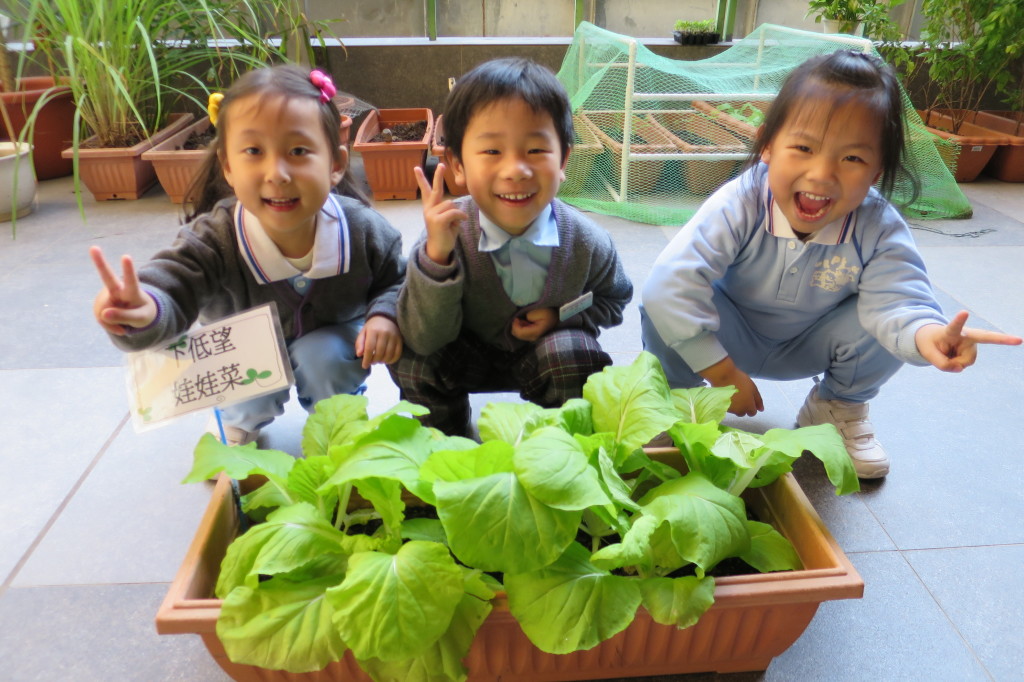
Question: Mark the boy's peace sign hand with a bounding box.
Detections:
[89,245,158,335]
[916,310,1022,372]
[415,164,467,265]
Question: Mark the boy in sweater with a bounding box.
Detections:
[390,57,632,437]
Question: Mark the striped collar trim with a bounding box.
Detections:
[235,195,350,284]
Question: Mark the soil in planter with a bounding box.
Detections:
[370,121,427,143]
[184,129,216,150]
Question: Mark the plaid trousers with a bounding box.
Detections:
[388,328,611,437]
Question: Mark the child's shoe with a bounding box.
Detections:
[205,416,259,447]
[796,383,889,479]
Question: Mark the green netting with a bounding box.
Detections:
[556,22,972,225]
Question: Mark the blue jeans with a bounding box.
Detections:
[640,287,903,403]
[219,322,369,432]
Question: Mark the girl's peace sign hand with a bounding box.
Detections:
[915,310,1022,372]
[89,245,158,335]
[415,164,467,265]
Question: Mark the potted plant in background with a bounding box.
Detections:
[13,0,287,204]
[353,107,434,200]
[805,0,906,36]
[139,0,348,204]
[915,0,1024,181]
[157,353,864,680]
[0,18,75,183]
[672,19,720,45]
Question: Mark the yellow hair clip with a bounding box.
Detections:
[208,92,224,127]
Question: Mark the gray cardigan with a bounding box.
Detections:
[112,195,405,351]
[398,198,632,356]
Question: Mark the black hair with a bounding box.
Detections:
[442,57,574,164]
[750,49,914,200]
[183,63,367,222]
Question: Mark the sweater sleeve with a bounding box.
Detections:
[854,198,947,365]
[110,208,235,352]
[396,232,466,356]
[641,171,764,373]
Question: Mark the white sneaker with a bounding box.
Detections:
[205,416,259,447]
[796,384,889,479]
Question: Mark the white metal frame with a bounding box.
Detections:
[578,25,874,202]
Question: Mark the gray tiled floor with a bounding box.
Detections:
[1,164,1022,682]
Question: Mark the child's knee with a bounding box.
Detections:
[534,330,610,384]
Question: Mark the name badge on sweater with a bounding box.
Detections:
[559,291,593,321]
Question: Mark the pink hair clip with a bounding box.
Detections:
[310,69,337,104]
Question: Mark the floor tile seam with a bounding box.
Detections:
[0,412,130,599]
[841,546,996,680]
[845,541,1024,556]
[895,547,998,682]
[898,542,1024,553]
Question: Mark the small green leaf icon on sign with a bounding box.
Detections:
[240,368,273,385]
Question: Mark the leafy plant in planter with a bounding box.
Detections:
[918,0,1024,135]
[806,0,907,37]
[182,352,858,678]
[673,19,720,45]
[716,102,766,128]
[12,0,341,204]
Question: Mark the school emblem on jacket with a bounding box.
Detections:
[811,256,860,292]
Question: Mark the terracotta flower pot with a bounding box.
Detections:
[646,109,750,196]
[353,108,433,201]
[61,113,195,200]
[917,109,1010,183]
[0,77,76,180]
[141,117,212,203]
[156,459,863,680]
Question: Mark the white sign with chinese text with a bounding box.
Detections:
[125,304,294,431]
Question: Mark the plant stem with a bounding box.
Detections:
[727,449,775,497]
[335,483,352,531]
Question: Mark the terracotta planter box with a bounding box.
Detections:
[353,108,433,201]
[646,109,751,196]
[579,110,678,196]
[157,459,863,680]
[62,113,195,200]
[917,109,1009,183]
[954,110,1024,183]
[141,117,211,203]
[980,110,1024,131]
[429,114,469,196]
[0,76,76,180]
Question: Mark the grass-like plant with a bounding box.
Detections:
[17,0,338,148]
[3,0,342,227]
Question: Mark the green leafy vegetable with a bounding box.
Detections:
[189,352,857,677]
